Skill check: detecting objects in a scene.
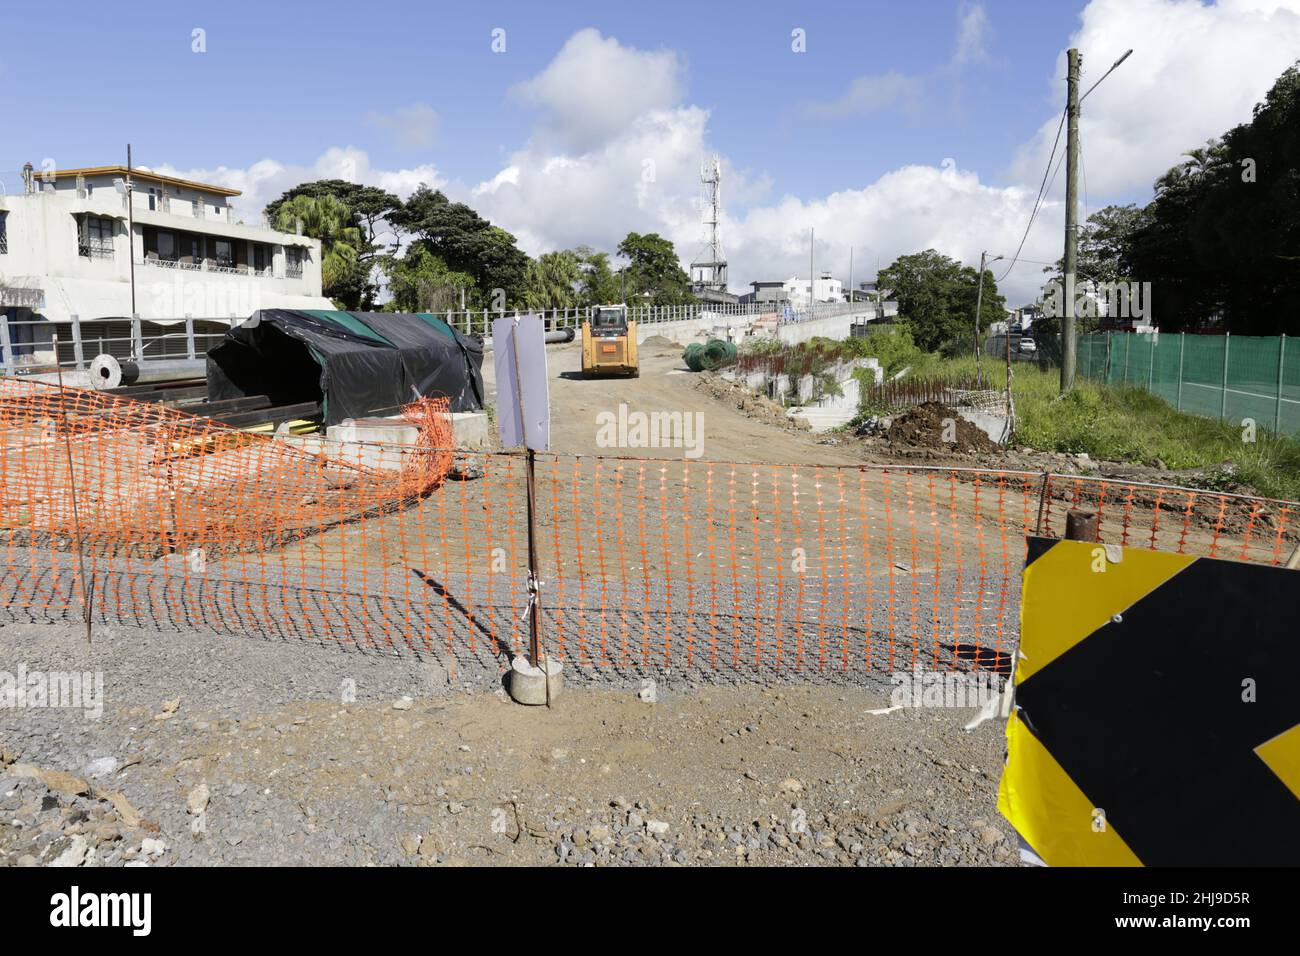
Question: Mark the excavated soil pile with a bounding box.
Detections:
[886,403,1001,455]
[693,375,811,431]
[641,335,678,352]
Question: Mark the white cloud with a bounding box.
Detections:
[803,72,927,118]
[803,3,991,118]
[148,4,1300,309]
[367,103,439,150]
[508,27,685,153]
[954,1,993,66]
[1010,0,1300,198]
[474,25,1056,304]
[154,147,446,226]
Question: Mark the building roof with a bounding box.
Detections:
[29,165,241,197]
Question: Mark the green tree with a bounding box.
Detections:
[1122,61,1300,332]
[271,194,366,308]
[266,180,402,309]
[1043,204,1150,286]
[876,249,1004,352]
[265,179,402,253]
[380,244,476,313]
[574,245,621,305]
[616,232,695,306]
[390,186,529,308]
[520,250,582,310]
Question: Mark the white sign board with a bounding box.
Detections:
[492,313,551,451]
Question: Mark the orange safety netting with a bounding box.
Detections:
[2,380,1296,680]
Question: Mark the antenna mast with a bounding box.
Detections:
[689,156,728,299]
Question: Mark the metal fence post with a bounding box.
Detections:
[185,314,196,360]
[1148,332,1156,391]
[0,311,13,370]
[1176,333,1185,411]
[1276,334,1286,434]
[71,314,85,370]
[1221,332,1230,422]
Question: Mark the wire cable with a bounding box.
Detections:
[997,105,1067,283]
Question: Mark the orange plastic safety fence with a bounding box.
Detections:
[3,381,1297,681]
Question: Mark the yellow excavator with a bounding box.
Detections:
[581,304,639,378]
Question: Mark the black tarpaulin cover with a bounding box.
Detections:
[206,309,484,426]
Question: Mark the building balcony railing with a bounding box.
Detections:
[0,233,7,255]
[78,239,115,260]
[137,256,277,278]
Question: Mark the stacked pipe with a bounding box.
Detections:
[89,354,208,391]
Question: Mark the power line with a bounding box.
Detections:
[996,105,1067,284]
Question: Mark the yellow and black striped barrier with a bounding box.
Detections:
[998,536,1300,866]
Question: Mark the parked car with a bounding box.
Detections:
[1018,336,1037,354]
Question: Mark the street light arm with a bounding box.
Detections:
[1081,49,1133,102]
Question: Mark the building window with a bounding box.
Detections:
[78,216,115,259]
[214,239,233,268]
[0,213,7,254]
[285,246,304,279]
[156,231,176,261]
[252,244,267,273]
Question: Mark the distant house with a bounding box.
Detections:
[0,161,332,367]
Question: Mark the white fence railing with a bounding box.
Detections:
[0,314,236,374]
[437,300,880,338]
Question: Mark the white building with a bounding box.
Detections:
[0,162,332,368]
[782,273,843,309]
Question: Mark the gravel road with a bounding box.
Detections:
[0,618,1016,867]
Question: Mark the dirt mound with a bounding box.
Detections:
[693,374,811,431]
[886,403,1000,455]
[641,335,677,351]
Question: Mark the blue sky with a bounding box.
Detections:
[6,0,1300,302]
[3,1,1075,193]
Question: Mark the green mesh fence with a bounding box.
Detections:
[1061,333,1300,437]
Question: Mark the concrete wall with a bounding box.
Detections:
[775,312,860,345]
[639,307,877,348]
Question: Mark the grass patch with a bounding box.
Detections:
[912,358,1300,500]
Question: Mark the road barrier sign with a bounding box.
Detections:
[999,536,1300,865]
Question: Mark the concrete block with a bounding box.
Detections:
[957,408,1010,444]
[507,655,564,706]
[450,411,489,449]
[328,418,422,446]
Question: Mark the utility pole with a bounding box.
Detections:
[975,250,987,377]
[126,144,137,319]
[974,251,1002,385]
[1061,48,1082,393]
[809,227,815,322]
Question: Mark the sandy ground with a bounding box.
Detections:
[485,337,865,464]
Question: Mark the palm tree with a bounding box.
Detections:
[272,194,362,292]
[520,250,581,310]
[1180,138,1227,177]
